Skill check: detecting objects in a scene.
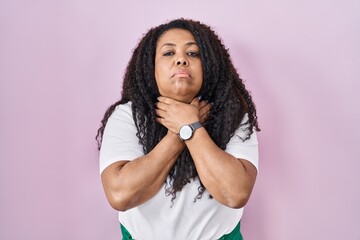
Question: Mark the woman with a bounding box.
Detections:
[96,18,260,240]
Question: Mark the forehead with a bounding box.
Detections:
[157,28,196,46]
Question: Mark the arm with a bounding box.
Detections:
[156,97,257,208]
[185,128,257,208]
[100,101,210,211]
[101,131,183,211]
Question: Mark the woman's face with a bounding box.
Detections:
[155,28,203,103]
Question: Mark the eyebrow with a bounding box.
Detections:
[159,41,198,49]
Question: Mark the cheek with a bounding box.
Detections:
[154,67,160,85]
[154,69,159,83]
[196,65,203,84]
[154,61,168,80]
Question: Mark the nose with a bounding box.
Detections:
[176,59,188,66]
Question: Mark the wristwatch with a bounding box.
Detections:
[178,121,202,141]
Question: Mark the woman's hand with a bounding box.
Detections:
[156,96,257,209]
[197,99,212,124]
[155,97,211,133]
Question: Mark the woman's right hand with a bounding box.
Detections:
[156,97,211,134]
[197,99,211,124]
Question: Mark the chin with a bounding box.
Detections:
[160,90,197,103]
[173,95,194,103]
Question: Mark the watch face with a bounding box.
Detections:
[179,125,192,140]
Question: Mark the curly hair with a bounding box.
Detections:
[96,18,260,202]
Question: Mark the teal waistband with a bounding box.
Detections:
[120,222,243,240]
[120,224,132,240]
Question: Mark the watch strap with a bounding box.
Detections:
[190,121,202,132]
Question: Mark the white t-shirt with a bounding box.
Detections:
[100,102,259,240]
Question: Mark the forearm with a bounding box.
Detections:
[154,97,256,208]
[101,132,184,211]
[186,128,257,208]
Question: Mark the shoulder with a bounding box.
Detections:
[233,114,256,140]
[111,101,132,119]
[105,101,135,130]
[226,113,259,169]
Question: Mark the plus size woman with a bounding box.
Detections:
[97,18,260,240]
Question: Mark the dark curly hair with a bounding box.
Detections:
[96,18,260,202]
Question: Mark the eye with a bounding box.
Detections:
[163,51,174,56]
[187,51,200,57]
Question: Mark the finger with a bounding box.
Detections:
[198,100,207,109]
[155,102,168,111]
[199,104,211,119]
[199,100,210,110]
[155,108,167,118]
[199,102,211,114]
[156,117,165,126]
[191,98,200,107]
[199,110,211,124]
[204,102,212,112]
[199,110,208,120]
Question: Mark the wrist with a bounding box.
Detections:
[166,130,185,145]
[178,121,202,141]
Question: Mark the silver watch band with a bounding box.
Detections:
[190,121,202,132]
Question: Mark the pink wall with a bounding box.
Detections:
[1,1,359,239]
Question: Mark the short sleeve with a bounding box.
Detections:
[99,102,144,174]
[225,115,259,170]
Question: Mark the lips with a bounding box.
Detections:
[173,69,191,78]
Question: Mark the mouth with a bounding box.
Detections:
[173,70,191,78]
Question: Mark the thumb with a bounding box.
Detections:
[190,97,200,107]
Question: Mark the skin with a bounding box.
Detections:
[155,28,203,104]
[101,29,257,211]
[156,97,257,208]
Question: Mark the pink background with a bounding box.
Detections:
[1,0,359,239]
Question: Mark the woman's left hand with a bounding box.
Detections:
[156,96,202,134]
